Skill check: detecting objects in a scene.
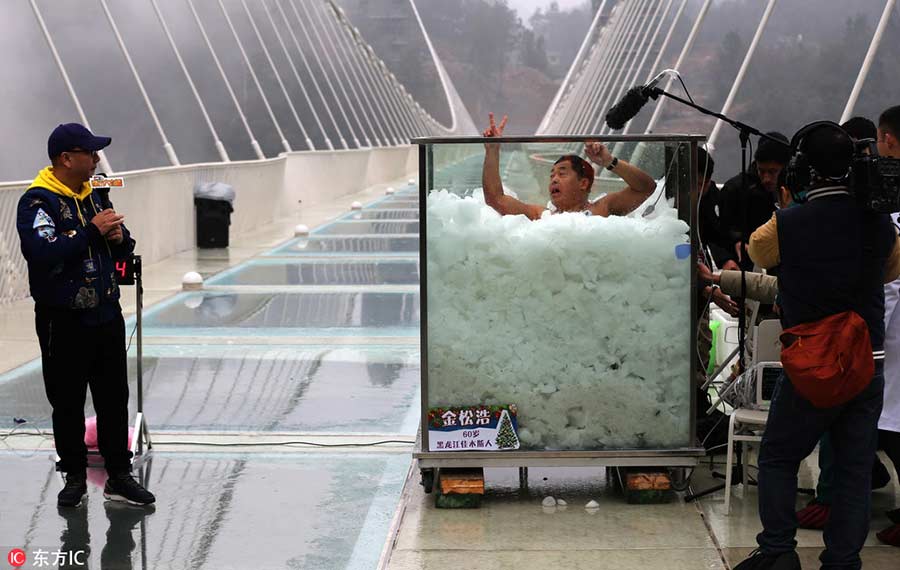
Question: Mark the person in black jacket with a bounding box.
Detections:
[697,147,737,271]
[718,132,792,270]
[16,123,155,508]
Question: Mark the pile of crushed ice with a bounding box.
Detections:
[425,189,692,450]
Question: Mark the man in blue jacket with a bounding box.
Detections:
[16,123,155,508]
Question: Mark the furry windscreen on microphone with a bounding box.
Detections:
[605,86,650,131]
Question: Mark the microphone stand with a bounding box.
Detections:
[644,84,789,371]
[641,86,791,503]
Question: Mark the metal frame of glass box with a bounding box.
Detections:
[412,135,708,485]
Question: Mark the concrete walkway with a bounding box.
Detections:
[385,461,899,569]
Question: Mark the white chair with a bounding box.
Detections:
[723,318,783,514]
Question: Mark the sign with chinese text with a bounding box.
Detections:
[427,404,520,452]
[90,175,125,189]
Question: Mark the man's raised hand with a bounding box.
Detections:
[483,113,508,149]
[584,141,613,168]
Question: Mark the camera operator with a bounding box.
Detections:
[791,117,896,535]
[15,123,155,508]
[733,121,900,570]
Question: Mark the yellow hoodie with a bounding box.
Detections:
[28,166,93,224]
[29,166,93,201]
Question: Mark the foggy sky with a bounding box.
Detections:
[507,0,590,23]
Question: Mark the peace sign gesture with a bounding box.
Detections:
[483,113,508,149]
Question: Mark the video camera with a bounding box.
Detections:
[851,140,900,213]
[786,120,900,213]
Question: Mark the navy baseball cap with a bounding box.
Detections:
[48,123,111,159]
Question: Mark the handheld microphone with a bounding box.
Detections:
[89,173,125,191]
[90,173,125,209]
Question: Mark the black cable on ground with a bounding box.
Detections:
[0,431,412,449]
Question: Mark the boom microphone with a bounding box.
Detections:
[605,69,674,130]
[605,86,650,131]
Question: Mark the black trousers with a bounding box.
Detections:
[35,306,132,474]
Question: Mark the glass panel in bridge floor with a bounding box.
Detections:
[378,193,419,201]
[368,200,419,209]
[367,200,419,209]
[141,292,419,337]
[387,190,418,199]
[207,259,420,286]
[313,220,419,236]
[267,236,419,256]
[342,209,419,220]
[0,451,409,570]
[0,346,419,433]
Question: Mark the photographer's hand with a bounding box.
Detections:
[710,287,739,317]
[697,261,718,285]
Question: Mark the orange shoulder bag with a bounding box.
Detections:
[779,310,874,408]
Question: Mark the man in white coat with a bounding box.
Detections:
[877,105,900,546]
[876,105,900,546]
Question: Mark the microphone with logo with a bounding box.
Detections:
[90,173,126,209]
[604,70,673,131]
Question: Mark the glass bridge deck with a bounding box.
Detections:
[207,259,420,286]
[266,236,419,256]
[0,451,409,570]
[0,188,422,569]
[140,291,420,337]
[0,345,420,433]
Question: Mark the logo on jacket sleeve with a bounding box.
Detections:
[33,208,55,229]
[33,208,57,242]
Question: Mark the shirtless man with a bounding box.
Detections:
[481,113,657,219]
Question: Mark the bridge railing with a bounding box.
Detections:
[0,146,416,305]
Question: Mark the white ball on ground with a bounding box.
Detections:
[541,496,557,507]
[556,499,567,507]
[182,271,203,290]
[585,499,600,509]
[351,201,363,210]
[386,187,395,195]
[294,224,310,237]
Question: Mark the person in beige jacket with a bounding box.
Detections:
[698,264,778,304]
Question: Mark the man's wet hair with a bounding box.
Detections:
[880,105,900,138]
[755,131,791,165]
[554,154,595,191]
[841,116,877,141]
[697,146,714,181]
